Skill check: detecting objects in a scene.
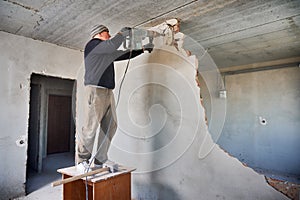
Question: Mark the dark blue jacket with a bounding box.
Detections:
[84,33,143,88]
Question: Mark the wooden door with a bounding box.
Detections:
[47,95,71,154]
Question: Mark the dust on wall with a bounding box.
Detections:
[105,24,288,199]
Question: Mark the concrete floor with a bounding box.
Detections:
[14,152,75,200]
[13,151,299,200]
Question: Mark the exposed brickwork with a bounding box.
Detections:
[266,177,300,200]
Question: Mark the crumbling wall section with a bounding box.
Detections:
[109,28,288,199]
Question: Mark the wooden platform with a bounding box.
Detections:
[57,165,135,200]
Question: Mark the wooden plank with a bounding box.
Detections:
[53,167,109,187]
[57,165,136,183]
[90,167,136,183]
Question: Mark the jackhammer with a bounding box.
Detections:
[123,28,163,52]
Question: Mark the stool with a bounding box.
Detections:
[57,165,135,200]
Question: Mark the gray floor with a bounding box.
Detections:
[14,152,75,200]
[14,152,299,200]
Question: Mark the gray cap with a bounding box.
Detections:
[90,24,109,37]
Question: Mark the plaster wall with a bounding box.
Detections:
[201,67,300,178]
[0,31,82,199]
[0,29,292,199]
[107,43,288,199]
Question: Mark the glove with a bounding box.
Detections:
[143,43,154,53]
[120,27,131,37]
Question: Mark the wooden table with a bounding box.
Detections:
[57,166,135,200]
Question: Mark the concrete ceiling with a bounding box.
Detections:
[1,0,300,68]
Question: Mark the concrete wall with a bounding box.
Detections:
[0,31,82,199]
[203,67,300,178]
[0,29,291,199]
[107,42,288,199]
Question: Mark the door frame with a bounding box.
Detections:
[27,74,76,173]
[27,83,41,172]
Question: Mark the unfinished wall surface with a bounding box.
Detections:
[108,41,288,199]
[206,67,300,178]
[0,31,82,199]
[0,27,293,199]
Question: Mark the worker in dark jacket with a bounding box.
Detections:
[77,25,153,172]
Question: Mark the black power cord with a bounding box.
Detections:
[116,49,133,108]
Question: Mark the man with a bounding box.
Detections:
[77,25,153,172]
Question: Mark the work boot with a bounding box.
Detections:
[93,159,103,168]
[103,160,119,173]
[76,161,91,173]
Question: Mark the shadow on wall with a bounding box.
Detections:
[133,182,181,200]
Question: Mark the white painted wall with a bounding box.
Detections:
[0,31,82,199]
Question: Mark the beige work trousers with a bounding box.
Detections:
[76,86,117,164]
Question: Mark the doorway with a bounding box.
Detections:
[26,74,76,194]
